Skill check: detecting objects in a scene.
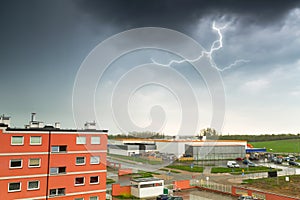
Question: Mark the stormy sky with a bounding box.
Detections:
[1,0,300,135]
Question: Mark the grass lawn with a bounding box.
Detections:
[114,194,139,199]
[106,178,116,184]
[132,170,160,178]
[166,165,204,173]
[159,168,181,173]
[211,166,280,175]
[242,175,300,198]
[108,153,162,165]
[250,139,300,153]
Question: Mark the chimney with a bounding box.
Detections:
[55,122,61,129]
[0,114,11,127]
[84,121,96,130]
[31,113,36,122]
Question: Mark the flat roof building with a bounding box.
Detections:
[110,138,247,160]
[131,177,164,198]
[0,114,108,200]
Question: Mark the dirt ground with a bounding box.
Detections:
[242,175,300,198]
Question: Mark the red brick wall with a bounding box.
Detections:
[112,183,131,196]
[118,168,133,176]
[173,180,192,190]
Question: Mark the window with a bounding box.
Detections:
[76,136,86,144]
[28,181,39,190]
[29,158,41,167]
[90,176,99,184]
[51,145,67,153]
[8,182,21,192]
[89,197,98,200]
[30,136,42,145]
[10,159,22,168]
[76,157,85,165]
[50,167,66,174]
[49,188,65,197]
[91,136,100,144]
[75,177,85,186]
[90,156,100,164]
[75,198,84,200]
[11,136,24,145]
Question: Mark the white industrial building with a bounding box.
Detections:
[108,138,247,160]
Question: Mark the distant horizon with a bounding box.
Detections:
[2,112,299,136]
[1,1,300,135]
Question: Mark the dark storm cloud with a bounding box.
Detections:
[76,0,300,29]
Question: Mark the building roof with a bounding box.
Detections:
[114,138,247,143]
[131,177,163,182]
[2,127,108,133]
[188,144,245,147]
[246,148,267,153]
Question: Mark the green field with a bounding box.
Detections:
[166,165,204,173]
[251,139,300,153]
[211,166,280,175]
[108,154,162,165]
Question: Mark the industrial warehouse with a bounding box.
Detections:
[108,138,247,160]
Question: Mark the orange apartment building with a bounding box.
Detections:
[0,114,108,200]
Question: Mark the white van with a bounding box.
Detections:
[227,161,240,168]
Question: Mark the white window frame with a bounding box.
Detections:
[50,167,66,174]
[30,136,42,145]
[89,176,99,184]
[89,197,98,200]
[49,188,65,196]
[76,136,86,144]
[51,145,67,153]
[74,177,85,186]
[90,156,100,164]
[75,198,84,200]
[28,158,41,168]
[27,180,40,190]
[51,146,59,152]
[11,136,24,145]
[50,167,59,174]
[10,159,23,169]
[76,156,86,165]
[8,182,21,192]
[91,136,100,144]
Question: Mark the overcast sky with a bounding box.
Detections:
[1,0,300,135]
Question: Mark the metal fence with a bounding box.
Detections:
[191,180,232,194]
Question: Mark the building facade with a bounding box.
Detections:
[0,115,108,200]
[185,144,246,160]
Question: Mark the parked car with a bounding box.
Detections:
[238,195,257,200]
[168,197,183,200]
[249,156,259,161]
[243,160,258,167]
[289,161,300,166]
[157,194,169,200]
[227,161,240,168]
[236,157,243,161]
[248,162,258,167]
[275,158,283,164]
[283,156,296,162]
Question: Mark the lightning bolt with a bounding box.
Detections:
[151,21,249,72]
